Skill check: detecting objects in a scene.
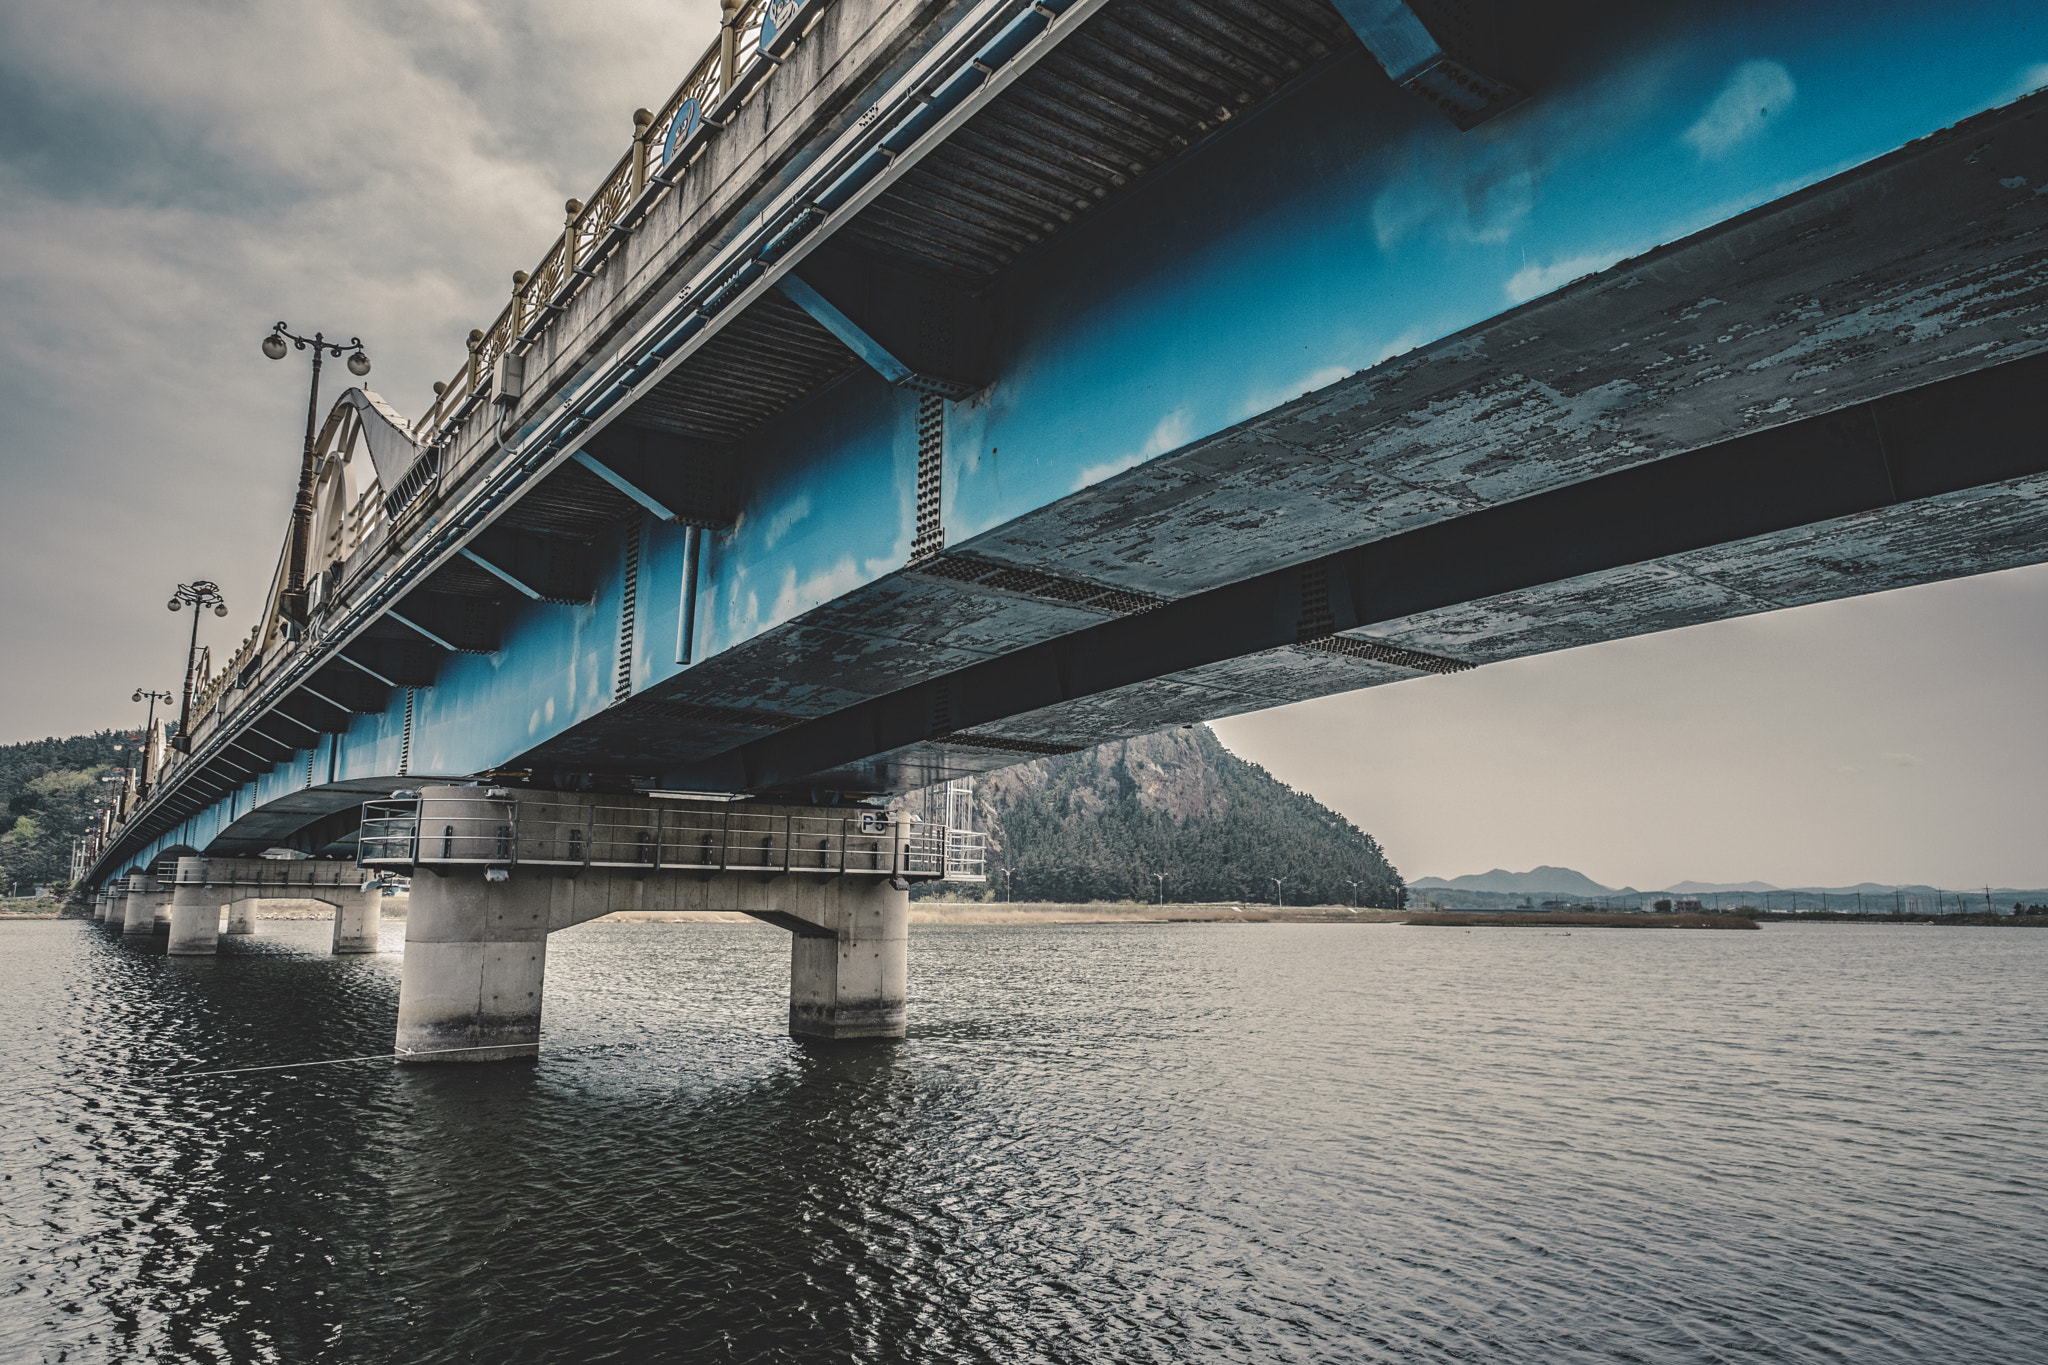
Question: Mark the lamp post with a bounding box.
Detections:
[1152,871,1166,906]
[168,580,229,753]
[262,322,370,622]
[1270,876,1286,907]
[1346,878,1361,910]
[130,689,173,796]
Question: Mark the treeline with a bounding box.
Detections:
[0,732,126,891]
[919,726,1405,907]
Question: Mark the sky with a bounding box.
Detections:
[1,0,2042,894]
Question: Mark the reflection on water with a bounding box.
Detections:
[3,917,2044,1363]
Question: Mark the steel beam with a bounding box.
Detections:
[458,548,543,601]
[676,349,2048,792]
[569,451,680,522]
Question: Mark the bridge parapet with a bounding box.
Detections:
[171,857,376,891]
[359,788,984,883]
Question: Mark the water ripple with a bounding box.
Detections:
[2,919,2044,1362]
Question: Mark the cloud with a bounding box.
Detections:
[763,492,811,548]
[1881,751,1924,768]
[769,555,869,626]
[1683,60,1796,159]
[1074,408,1191,490]
[1997,62,2048,106]
[1504,250,1630,304]
[1234,363,1352,421]
[0,0,720,740]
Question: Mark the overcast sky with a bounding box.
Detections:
[2,0,2041,893]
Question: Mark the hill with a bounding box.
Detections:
[1410,866,1618,896]
[909,725,1405,907]
[0,732,126,891]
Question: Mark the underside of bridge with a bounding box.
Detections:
[92,0,2047,877]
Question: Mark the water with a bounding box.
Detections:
[3,918,2044,1364]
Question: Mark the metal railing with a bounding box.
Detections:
[169,857,375,890]
[357,795,977,880]
[413,0,795,443]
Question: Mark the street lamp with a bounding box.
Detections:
[1270,876,1286,907]
[130,688,174,796]
[1346,878,1361,910]
[1152,871,1166,906]
[168,580,228,753]
[262,322,369,623]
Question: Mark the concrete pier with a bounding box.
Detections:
[224,899,258,935]
[789,878,908,1040]
[331,884,384,954]
[380,787,935,1061]
[395,869,550,1063]
[167,862,221,956]
[120,875,160,937]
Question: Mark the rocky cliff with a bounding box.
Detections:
[911,725,1405,907]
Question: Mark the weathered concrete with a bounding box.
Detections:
[91,891,107,922]
[789,877,908,1040]
[121,875,161,937]
[166,870,220,957]
[224,899,259,935]
[386,787,924,1059]
[331,885,384,954]
[393,862,911,1060]
[395,869,551,1064]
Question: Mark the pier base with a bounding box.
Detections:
[395,869,548,1063]
[121,877,160,937]
[331,885,385,954]
[224,899,259,935]
[166,879,221,956]
[789,879,909,1041]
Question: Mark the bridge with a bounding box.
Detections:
[82,0,2048,1057]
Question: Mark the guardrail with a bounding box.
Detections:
[414,0,801,443]
[359,794,985,881]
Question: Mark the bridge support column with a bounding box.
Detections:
[121,876,160,937]
[331,884,384,954]
[224,899,259,935]
[167,870,221,956]
[788,879,909,1041]
[395,868,547,1063]
[91,891,107,922]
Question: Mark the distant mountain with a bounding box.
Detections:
[906,725,1405,907]
[1660,879,1780,895]
[1410,866,1614,895]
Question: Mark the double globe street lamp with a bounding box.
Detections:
[130,688,174,796]
[261,322,369,624]
[168,581,228,754]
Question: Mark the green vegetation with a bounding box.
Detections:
[0,732,126,893]
[922,725,1405,907]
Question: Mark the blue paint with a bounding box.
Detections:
[129,0,2046,861]
[944,0,2046,544]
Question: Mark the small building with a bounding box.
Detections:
[1672,896,1703,912]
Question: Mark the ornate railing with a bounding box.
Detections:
[415,0,800,441]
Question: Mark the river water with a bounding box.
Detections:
[2,917,2043,1363]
